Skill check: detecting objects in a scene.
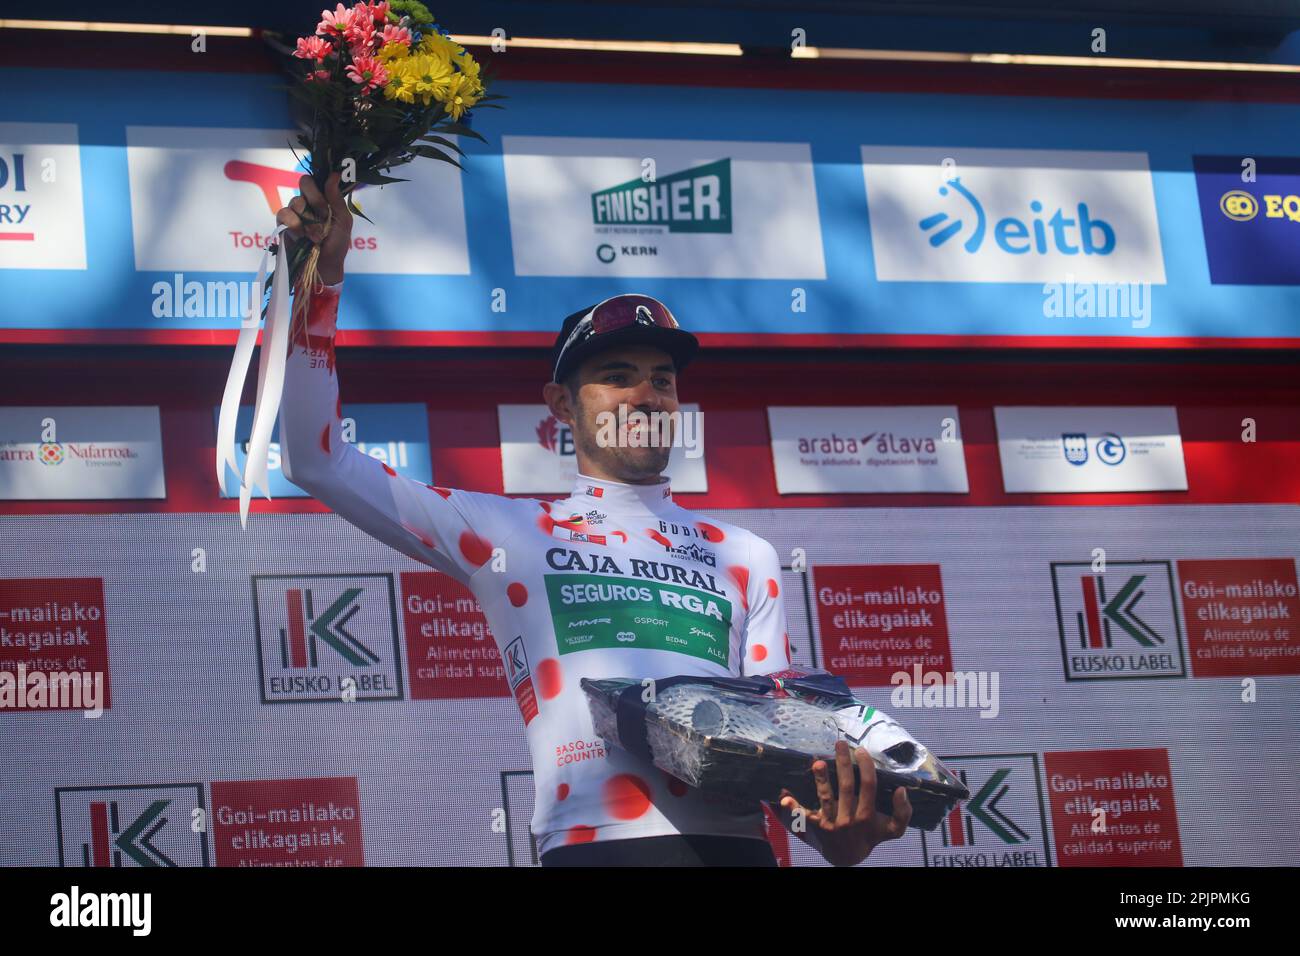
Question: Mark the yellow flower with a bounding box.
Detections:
[382,63,416,103]
[377,41,410,62]
[418,32,464,60]
[411,51,453,99]
[453,50,481,85]
[437,71,479,120]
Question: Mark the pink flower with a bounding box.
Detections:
[369,1,390,22]
[293,36,331,61]
[345,54,387,93]
[380,24,411,47]
[316,4,353,37]
[304,69,331,83]
[345,12,376,49]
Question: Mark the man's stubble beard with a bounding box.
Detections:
[571,395,672,483]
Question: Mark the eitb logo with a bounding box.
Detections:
[253,574,404,703]
[1051,561,1187,681]
[920,754,1051,867]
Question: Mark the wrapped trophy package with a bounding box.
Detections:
[581,667,969,831]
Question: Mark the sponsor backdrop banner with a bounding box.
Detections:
[2,70,1300,344]
[994,406,1187,493]
[0,406,165,501]
[2,504,1297,866]
[767,405,968,494]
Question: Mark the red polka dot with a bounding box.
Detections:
[536,658,563,700]
[611,530,628,543]
[696,521,724,542]
[729,565,751,610]
[604,774,652,820]
[380,462,397,477]
[665,773,688,797]
[566,825,596,845]
[539,501,552,513]
[507,582,528,606]
[556,783,570,801]
[647,529,672,549]
[751,644,769,663]
[767,578,779,598]
[426,485,453,499]
[537,512,556,534]
[458,530,493,567]
[319,424,330,454]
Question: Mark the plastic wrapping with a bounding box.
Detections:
[581,667,969,831]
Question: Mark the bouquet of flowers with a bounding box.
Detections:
[281,0,502,325]
[217,0,502,527]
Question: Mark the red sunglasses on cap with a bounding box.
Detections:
[552,294,689,382]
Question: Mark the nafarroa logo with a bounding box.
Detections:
[55,784,210,867]
[919,754,1052,867]
[1051,561,1187,680]
[253,574,405,703]
[592,158,731,234]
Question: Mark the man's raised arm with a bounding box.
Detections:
[276,173,533,587]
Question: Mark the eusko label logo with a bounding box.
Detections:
[56,784,209,867]
[253,573,404,703]
[1051,560,1187,680]
[862,146,1166,284]
[919,754,1052,867]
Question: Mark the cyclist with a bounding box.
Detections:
[275,172,911,866]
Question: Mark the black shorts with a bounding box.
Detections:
[540,833,778,867]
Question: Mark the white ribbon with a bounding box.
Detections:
[216,222,293,529]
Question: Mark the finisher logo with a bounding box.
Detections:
[592,158,731,234]
[253,574,404,703]
[56,783,209,867]
[1051,561,1187,680]
[920,754,1052,867]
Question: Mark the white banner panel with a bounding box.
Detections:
[861,147,1166,284]
[767,406,969,493]
[126,125,469,274]
[994,406,1187,493]
[502,135,826,278]
[1,505,1296,866]
[0,122,86,270]
[498,403,707,493]
[0,406,165,500]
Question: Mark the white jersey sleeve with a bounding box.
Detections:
[278,282,535,587]
[739,533,793,676]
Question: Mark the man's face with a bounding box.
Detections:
[543,344,680,483]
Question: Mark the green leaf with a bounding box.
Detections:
[345,193,374,225]
[433,121,487,143]
[416,134,466,156]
